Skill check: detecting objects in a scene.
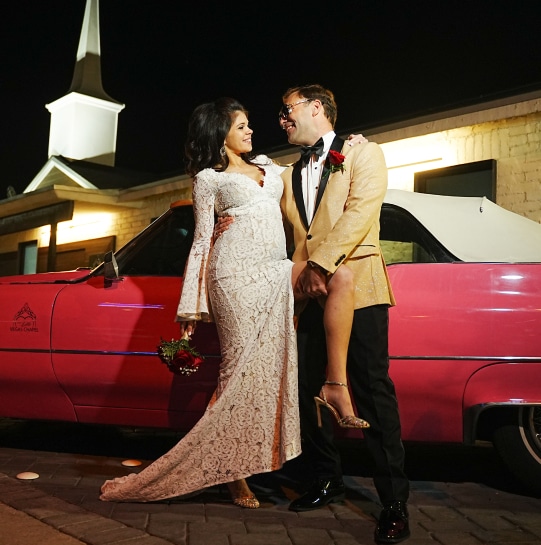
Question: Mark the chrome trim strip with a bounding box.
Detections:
[0,348,219,359]
[390,355,541,362]
[0,347,538,362]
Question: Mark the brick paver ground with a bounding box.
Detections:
[0,419,540,545]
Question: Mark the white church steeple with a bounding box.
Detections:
[46,0,124,166]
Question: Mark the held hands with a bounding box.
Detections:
[297,266,328,299]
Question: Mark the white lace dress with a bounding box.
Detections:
[100,156,300,502]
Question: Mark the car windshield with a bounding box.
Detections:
[112,205,195,276]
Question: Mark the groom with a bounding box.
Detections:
[279,84,410,544]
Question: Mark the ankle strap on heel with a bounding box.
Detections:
[324,381,348,388]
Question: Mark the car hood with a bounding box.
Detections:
[384,189,541,263]
[0,269,92,284]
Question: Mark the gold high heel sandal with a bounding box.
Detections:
[314,381,370,429]
[232,495,260,509]
[226,481,260,509]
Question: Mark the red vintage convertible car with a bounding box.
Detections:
[1,190,541,492]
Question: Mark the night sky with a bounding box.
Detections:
[2,0,541,196]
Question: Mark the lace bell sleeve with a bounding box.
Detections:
[176,170,216,322]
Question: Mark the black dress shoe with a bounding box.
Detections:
[374,501,410,544]
[289,478,346,512]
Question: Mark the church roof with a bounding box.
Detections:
[23,156,165,193]
[56,157,161,189]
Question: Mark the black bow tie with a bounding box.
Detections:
[300,138,324,164]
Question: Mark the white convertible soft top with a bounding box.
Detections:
[383,189,541,263]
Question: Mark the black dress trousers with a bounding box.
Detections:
[295,299,409,504]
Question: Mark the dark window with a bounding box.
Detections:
[414,160,496,201]
[0,251,18,276]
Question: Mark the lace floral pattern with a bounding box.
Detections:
[100,157,300,502]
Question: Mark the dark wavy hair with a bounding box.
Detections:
[282,84,338,127]
[184,97,255,177]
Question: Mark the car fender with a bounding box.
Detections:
[463,361,541,443]
[0,282,78,420]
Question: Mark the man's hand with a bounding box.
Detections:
[297,265,328,298]
[347,133,368,146]
[213,216,234,242]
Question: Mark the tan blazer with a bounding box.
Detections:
[281,138,395,310]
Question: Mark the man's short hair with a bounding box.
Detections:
[282,84,338,127]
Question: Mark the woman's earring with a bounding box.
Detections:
[220,145,226,157]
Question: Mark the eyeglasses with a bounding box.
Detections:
[278,99,312,120]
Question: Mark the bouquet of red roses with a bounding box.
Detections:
[157,333,204,376]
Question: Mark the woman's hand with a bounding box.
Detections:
[347,133,368,146]
[179,320,197,339]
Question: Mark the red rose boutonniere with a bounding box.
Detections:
[328,150,346,174]
[157,333,204,376]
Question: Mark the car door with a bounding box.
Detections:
[50,205,222,431]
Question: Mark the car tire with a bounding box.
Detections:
[492,406,541,493]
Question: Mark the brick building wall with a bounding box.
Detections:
[366,96,541,224]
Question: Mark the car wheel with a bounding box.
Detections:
[492,406,541,493]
